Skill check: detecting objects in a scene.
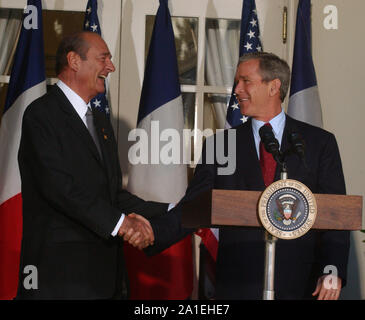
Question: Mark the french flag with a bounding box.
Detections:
[288,0,323,128]
[0,0,46,299]
[124,0,193,299]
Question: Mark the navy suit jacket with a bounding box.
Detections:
[148,115,350,300]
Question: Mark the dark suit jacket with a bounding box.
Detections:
[17,85,168,299]
[148,115,350,300]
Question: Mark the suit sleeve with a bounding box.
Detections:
[145,138,217,256]
[115,187,169,219]
[316,133,350,286]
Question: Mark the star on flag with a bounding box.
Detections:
[93,99,101,108]
[231,103,240,111]
[250,18,257,27]
[244,42,253,51]
[90,23,98,32]
[240,116,248,123]
[247,30,255,39]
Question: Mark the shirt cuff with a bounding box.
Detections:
[168,203,175,212]
[111,213,125,237]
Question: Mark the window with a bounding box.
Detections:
[0,8,22,119]
[121,0,288,168]
[0,0,122,130]
[0,5,86,122]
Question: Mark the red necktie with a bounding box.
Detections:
[259,123,277,187]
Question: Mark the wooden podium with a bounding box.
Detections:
[182,189,362,230]
[182,188,363,299]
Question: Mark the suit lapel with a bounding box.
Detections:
[272,119,289,181]
[280,115,302,179]
[51,85,104,165]
[235,115,303,189]
[92,109,114,184]
[235,119,266,190]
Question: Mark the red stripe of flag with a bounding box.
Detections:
[0,193,22,300]
[195,228,218,262]
[124,235,193,300]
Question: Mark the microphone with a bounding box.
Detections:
[288,130,309,171]
[259,125,282,164]
[288,131,305,160]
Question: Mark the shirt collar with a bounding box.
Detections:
[252,108,286,141]
[57,80,89,120]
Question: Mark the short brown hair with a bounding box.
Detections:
[239,52,291,102]
[55,32,93,75]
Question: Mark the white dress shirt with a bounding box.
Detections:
[57,80,89,126]
[251,108,286,159]
[56,80,125,236]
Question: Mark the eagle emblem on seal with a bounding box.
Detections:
[275,194,301,226]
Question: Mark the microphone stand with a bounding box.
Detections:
[263,157,287,300]
[263,231,277,299]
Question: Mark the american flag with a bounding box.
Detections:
[225,0,263,128]
[83,0,110,115]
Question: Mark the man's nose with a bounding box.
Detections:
[106,58,115,73]
[234,82,243,95]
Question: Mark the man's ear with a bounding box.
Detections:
[67,51,81,72]
[269,78,281,98]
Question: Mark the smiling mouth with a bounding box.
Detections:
[98,75,107,80]
[239,98,249,102]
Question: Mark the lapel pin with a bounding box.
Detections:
[101,128,108,140]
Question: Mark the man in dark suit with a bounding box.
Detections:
[144,52,349,300]
[17,32,167,299]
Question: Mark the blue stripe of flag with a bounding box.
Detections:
[4,0,45,114]
[289,0,318,96]
[137,0,180,124]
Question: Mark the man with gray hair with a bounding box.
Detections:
[17,32,167,299]
[146,51,349,300]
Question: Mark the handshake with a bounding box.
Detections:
[118,213,154,250]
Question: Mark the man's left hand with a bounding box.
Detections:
[312,275,342,300]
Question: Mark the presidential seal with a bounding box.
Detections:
[258,179,317,240]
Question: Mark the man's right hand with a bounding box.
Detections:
[118,213,154,249]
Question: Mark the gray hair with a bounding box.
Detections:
[238,52,291,102]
